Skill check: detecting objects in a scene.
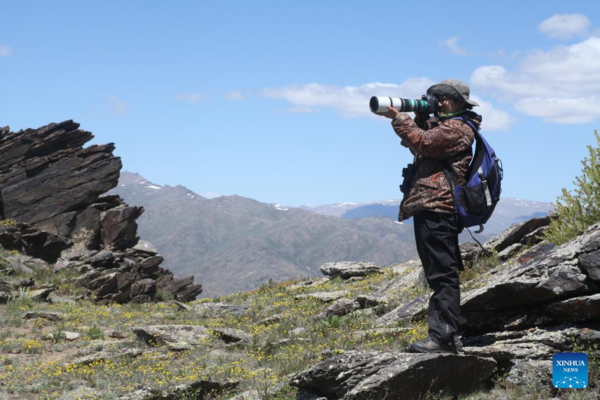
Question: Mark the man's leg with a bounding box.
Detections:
[412,211,461,349]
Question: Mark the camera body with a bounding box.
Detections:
[370,94,439,117]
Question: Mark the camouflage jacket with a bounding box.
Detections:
[391,112,479,220]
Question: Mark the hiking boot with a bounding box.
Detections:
[407,335,463,354]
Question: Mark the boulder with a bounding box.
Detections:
[133,325,209,348]
[101,205,143,250]
[324,298,360,317]
[355,295,388,309]
[542,293,600,323]
[375,294,429,326]
[22,311,64,321]
[484,216,551,253]
[320,261,380,279]
[58,386,101,400]
[578,248,600,282]
[459,224,600,333]
[288,277,330,290]
[211,328,252,344]
[295,291,349,303]
[193,302,247,317]
[0,121,202,303]
[289,351,496,400]
[497,243,525,261]
[504,359,553,387]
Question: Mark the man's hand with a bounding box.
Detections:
[382,106,400,119]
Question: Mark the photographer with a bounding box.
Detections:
[382,79,481,354]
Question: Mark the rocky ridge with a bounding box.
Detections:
[0,121,201,303]
[289,216,600,399]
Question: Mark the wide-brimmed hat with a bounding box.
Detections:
[427,79,479,107]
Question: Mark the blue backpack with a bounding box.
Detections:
[442,116,503,234]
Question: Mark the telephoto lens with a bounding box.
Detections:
[369,97,430,115]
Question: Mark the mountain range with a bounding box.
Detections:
[111,173,418,297]
[111,172,552,297]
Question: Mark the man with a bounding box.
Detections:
[383,79,481,354]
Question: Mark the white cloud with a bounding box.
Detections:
[441,36,468,55]
[539,13,591,40]
[262,78,435,118]
[0,45,12,57]
[225,90,247,101]
[107,96,128,117]
[471,95,512,131]
[262,79,511,130]
[472,36,600,123]
[173,93,208,104]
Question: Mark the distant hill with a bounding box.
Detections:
[305,198,552,235]
[111,173,417,297]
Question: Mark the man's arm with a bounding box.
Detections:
[391,113,473,158]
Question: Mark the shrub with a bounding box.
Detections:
[545,130,600,245]
[87,324,104,340]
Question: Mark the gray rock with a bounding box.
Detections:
[320,261,380,279]
[296,391,328,400]
[48,292,76,304]
[485,217,551,253]
[256,314,283,326]
[295,291,348,303]
[289,351,496,400]
[28,286,56,301]
[88,250,115,268]
[355,295,388,309]
[542,293,600,323]
[172,300,191,311]
[462,342,556,361]
[497,243,525,261]
[22,311,64,321]
[64,331,80,341]
[578,248,600,282]
[505,359,553,387]
[212,328,252,344]
[288,278,330,290]
[522,226,549,246]
[324,298,360,317]
[133,325,209,348]
[375,294,429,326]
[193,302,247,317]
[58,386,101,400]
[67,351,112,367]
[133,240,158,254]
[101,205,144,250]
[290,327,307,336]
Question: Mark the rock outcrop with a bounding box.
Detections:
[290,351,497,400]
[289,217,600,399]
[0,121,202,302]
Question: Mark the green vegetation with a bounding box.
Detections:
[0,245,595,399]
[545,130,600,245]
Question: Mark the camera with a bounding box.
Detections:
[369,94,439,116]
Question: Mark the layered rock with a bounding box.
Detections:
[0,121,201,302]
[290,351,496,400]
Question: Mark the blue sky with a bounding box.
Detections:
[2,1,600,206]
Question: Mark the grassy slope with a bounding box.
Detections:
[0,250,598,400]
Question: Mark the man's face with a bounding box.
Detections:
[439,97,462,114]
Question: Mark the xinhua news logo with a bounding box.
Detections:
[553,353,588,389]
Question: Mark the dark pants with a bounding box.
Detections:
[413,210,463,345]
